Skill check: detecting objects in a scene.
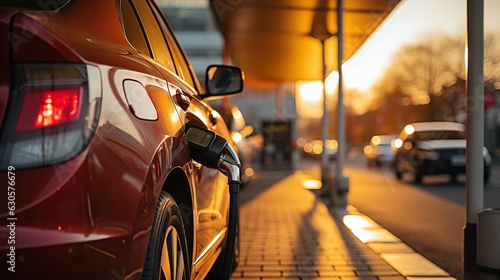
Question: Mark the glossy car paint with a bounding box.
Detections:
[0,1,235,279]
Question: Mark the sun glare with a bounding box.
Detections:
[297,81,323,103]
[325,71,339,94]
[296,81,323,118]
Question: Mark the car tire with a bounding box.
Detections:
[413,167,423,184]
[142,191,190,280]
[394,159,403,180]
[484,171,491,185]
[450,174,458,183]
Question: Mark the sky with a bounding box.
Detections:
[343,0,500,92]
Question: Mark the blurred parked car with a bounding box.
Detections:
[363,134,397,166]
[210,104,256,185]
[0,1,243,279]
[393,122,492,183]
[303,139,338,160]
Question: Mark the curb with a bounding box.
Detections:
[332,205,457,279]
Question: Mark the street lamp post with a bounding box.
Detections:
[333,0,349,208]
[309,2,333,204]
[319,39,331,192]
[308,0,332,202]
[309,0,348,208]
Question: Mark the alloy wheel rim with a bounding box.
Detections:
[160,225,185,280]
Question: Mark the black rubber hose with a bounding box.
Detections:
[222,180,240,280]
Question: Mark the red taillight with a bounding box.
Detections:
[16,87,82,132]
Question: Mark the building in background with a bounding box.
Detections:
[160,0,298,136]
[159,0,223,83]
[159,0,299,169]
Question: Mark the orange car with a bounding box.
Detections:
[0,1,243,279]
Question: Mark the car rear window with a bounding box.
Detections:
[415,130,465,141]
[1,0,70,10]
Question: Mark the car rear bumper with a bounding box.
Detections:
[1,234,147,279]
[421,159,466,175]
[0,151,154,279]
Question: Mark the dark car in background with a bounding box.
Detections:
[0,1,243,279]
[302,139,338,160]
[393,122,492,183]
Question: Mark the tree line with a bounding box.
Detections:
[345,32,500,151]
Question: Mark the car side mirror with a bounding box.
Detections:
[202,65,244,97]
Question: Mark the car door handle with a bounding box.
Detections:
[174,90,190,111]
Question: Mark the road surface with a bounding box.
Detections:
[299,154,500,280]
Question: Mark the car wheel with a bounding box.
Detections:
[484,172,491,185]
[142,191,190,280]
[413,167,423,184]
[394,159,403,180]
[450,174,458,183]
[484,163,491,184]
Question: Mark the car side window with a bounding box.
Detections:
[129,0,176,73]
[149,4,197,90]
[121,0,151,56]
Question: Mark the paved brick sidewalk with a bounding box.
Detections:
[231,171,406,280]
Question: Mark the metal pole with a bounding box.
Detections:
[332,0,348,207]
[321,39,330,187]
[464,0,484,277]
[336,0,344,180]
[292,82,300,172]
[308,0,332,198]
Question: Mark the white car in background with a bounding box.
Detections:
[364,134,397,166]
[393,122,492,183]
